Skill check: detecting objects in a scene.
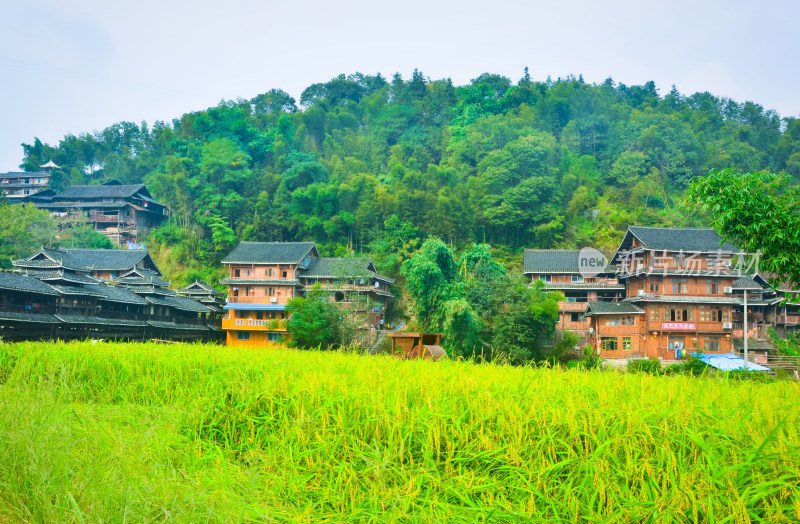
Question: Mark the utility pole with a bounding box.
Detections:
[743,289,748,371]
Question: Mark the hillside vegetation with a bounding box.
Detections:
[18,71,800,284]
[0,341,798,521]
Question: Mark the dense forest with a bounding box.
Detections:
[16,70,800,284]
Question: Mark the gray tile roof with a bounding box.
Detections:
[177,280,224,296]
[585,301,645,315]
[0,311,60,323]
[628,293,771,306]
[732,338,774,351]
[147,321,209,331]
[54,314,148,327]
[22,269,101,285]
[53,183,149,200]
[144,295,209,313]
[303,257,374,278]
[524,250,584,273]
[627,226,737,253]
[523,249,615,274]
[91,284,149,305]
[730,276,764,291]
[17,248,156,273]
[0,271,59,295]
[222,242,317,265]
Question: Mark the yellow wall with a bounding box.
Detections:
[225,330,291,348]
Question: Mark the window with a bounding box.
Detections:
[706,280,721,294]
[267,333,280,342]
[267,268,274,277]
[566,297,577,303]
[571,274,584,283]
[622,337,631,351]
[268,287,275,296]
[606,318,620,326]
[650,308,660,320]
[570,312,580,322]
[256,311,263,320]
[237,331,250,341]
[711,309,728,322]
[669,309,690,322]
[621,316,636,325]
[283,271,288,278]
[650,281,660,294]
[539,274,552,282]
[672,279,688,293]
[601,337,618,351]
[672,253,684,268]
[234,269,240,277]
[705,337,720,352]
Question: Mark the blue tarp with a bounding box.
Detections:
[689,352,771,372]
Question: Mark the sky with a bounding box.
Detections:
[1,0,799,172]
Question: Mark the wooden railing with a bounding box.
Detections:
[559,302,588,312]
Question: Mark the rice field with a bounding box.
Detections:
[0,341,799,522]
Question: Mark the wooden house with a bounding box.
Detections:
[30,180,168,245]
[0,171,50,203]
[523,249,624,345]
[2,247,216,342]
[220,242,319,347]
[298,257,394,328]
[586,226,772,360]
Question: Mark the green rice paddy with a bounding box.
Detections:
[0,341,798,522]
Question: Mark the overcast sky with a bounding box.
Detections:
[1,0,798,172]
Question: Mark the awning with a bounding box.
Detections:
[689,352,771,372]
[223,303,286,311]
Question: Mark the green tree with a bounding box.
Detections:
[0,204,57,267]
[285,284,340,349]
[685,168,800,287]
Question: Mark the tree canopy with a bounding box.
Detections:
[15,71,800,285]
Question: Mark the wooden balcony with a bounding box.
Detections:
[222,318,288,331]
[777,314,800,325]
[226,296,291,305]
[559,301,588,312]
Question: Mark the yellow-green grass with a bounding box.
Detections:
[0,341,799,522]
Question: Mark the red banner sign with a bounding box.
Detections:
[662,322,695,330]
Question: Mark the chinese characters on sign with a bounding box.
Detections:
[662,322,696,330]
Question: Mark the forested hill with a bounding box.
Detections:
[18,71,800,283]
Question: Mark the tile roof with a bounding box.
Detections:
[628,293,771,306]
[222,242,317,265]
[303,257,374,279]
[147,321,209,331]
[144,295,209,313]
[22,269,101,285]
[730,276,764,291]
[732,338,774,351]
[91,284,149,305]
[0,271,59,295]
[177,280,224,296]
[55,314,148,327]
[0,311,60,323]
[585,301,645,315]
[52,183,149,200]
[627,226,737,253]
[17,248,156,273]
[524,249,584,273]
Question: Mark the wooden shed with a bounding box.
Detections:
[387,332,446,361]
